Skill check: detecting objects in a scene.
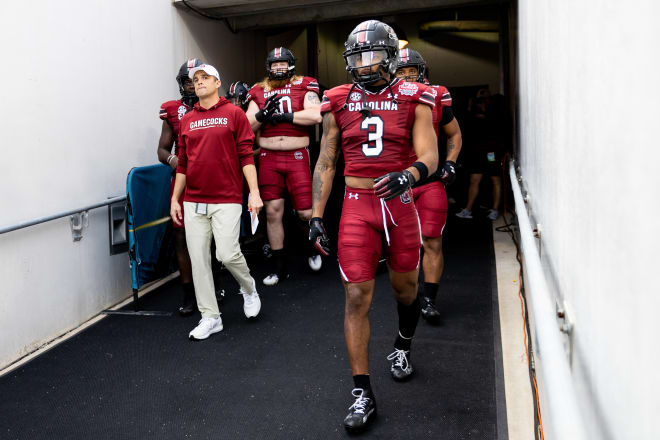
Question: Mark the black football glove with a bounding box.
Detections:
[373,170,415,200]
[269,112,294,125]
[255,95,282,123]
[309,217,331,256]
[438,160,457,185]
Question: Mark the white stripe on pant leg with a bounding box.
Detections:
[209,203,256,293]
[183,202,220,318]
[338,261,350,283]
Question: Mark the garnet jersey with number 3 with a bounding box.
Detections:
[247,76,320,138]
[320,77,435,178]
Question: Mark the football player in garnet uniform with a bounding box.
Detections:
[157,58,215,316]
[311,21,438,432]
[395,48,463,324]
[246,48,323,286]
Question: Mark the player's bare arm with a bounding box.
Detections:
[246,100,262,132]
[443,117,462,163]
[157,120,177,169]
[311,112,340,218]
[293,91,322,126]
[409,104,439,180]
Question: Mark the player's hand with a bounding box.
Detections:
[168,155,178,170]
[255,95,282,123]
[248,191,263,216]
[309,217,331,256]
[438,160,457,185]
[269,112,294,125]
[170,200,183,226]
[373,170,415,200]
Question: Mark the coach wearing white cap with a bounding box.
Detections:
[171,64,264,340]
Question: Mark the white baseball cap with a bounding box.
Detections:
[188,64,220,80]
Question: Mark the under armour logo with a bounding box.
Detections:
[398,176,407,185]
[348,193,359,200]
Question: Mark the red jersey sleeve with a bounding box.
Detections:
[159,103,169,120]
[320,85,351,115]
[436,86,452,108]
[232,108,256,168]
[246,84,264,107]
[303,76,320,94]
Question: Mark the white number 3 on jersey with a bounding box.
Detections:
[361,116,384,157]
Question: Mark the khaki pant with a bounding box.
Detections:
[183,202,255,319]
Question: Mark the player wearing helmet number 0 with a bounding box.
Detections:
[311,20,438,432]
[395,49,463,324]
[246,47,323,286]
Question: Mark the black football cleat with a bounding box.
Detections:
[420,296,441,324]
[178,288,197,317]
[387,349,414,381]
[343,388,377,433]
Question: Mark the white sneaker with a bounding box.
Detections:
[188,316,223,340]
[241,290,261,318]
[263,274,280,286]
[455,208,473,219]
[308,254,322,271]
[487,209,499,220]
[263,273,290,286]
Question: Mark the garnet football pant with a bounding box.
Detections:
[258,147,312,210]
[183,202,255,319]
[411,181,448,238]
[338,187,422,284]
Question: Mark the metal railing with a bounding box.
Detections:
[509,161,587,440]
[0,196,126,236]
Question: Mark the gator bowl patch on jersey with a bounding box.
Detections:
[398,82,418,96]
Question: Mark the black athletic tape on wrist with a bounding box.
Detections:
[411,161,428,182]
[281,113,294,123]
[255,110,266,123]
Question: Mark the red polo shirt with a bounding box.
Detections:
[176,97,255,204]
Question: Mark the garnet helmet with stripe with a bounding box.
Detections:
[396,48,426,82]
[266,47,295,80]
[343,20,399,84]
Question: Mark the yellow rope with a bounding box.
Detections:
[129,216,171,232]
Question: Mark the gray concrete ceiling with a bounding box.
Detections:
[174,0,500,31]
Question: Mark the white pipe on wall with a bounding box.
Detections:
[509,161,587,440]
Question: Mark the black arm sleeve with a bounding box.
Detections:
[440,106,454,126]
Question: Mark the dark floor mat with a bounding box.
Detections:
[0,213,504,440]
